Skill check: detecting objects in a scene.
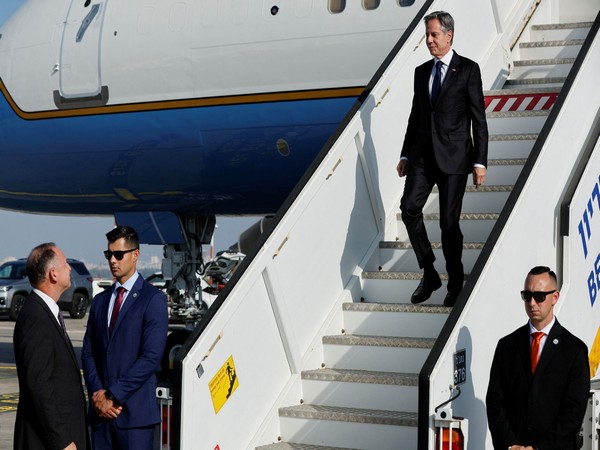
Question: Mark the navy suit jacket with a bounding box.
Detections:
[401,51,488,174]
[486,320,590,450]
[13,292,89,450]
[81,275,168,428]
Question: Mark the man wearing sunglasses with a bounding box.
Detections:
[486,266,589,450]
[82,226,168,449]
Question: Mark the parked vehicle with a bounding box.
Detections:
[0,258,94,320]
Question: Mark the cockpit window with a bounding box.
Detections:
[398,0,415,6]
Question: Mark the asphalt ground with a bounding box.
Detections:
[0,314,88,449]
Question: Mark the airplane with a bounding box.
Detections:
[0,0,427,322]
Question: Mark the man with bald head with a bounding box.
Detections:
[13,243,89,450]
[486,266,589,450]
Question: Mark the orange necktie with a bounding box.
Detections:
[531,332,545,373]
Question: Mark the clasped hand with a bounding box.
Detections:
[92,389,122,420]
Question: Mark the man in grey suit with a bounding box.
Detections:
[486,266,589,450]
[397,11,488,306]
[13,243,89,450]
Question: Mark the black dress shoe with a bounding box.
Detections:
[411,274,442,304]
[443,291,460,307]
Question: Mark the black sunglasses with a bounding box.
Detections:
[103,248,138,261]
[520,290,556,302]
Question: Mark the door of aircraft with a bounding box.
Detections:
[59,0,107,98]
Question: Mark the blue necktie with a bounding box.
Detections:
[431,60,443,104]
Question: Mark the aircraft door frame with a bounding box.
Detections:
[58,0,107,100]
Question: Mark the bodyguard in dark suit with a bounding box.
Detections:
[13,243,89,450]
[82,226,168,449]
[486,266,590,450]
[397,11,488,306]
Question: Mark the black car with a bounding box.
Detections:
[0,258,94,320]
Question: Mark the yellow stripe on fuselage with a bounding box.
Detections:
[0,78,364,120]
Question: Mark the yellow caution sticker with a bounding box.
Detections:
[208,355,239,414]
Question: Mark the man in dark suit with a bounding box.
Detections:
[13,243,89,450]
[486,266,590,450]
[397,11,488,306]
[82,226,168,449]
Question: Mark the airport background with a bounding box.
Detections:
[0,211,260,276]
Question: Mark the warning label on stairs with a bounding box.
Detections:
[209,355,239,414]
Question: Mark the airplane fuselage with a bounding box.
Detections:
[0,0,423,215]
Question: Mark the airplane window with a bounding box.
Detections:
[363,0,380,10]
[328,0,345,14]
[398,0,415,5]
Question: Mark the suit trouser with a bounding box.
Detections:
[400,154,468,292]
[91,422,155,450]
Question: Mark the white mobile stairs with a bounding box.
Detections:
[172,1,600,449]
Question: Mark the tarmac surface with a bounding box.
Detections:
[0,314,88,449]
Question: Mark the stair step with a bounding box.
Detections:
[483,158,527,184]
[323,334,435,349]
[447,184,512,213]
[380,241,484,249]
[489,133,537,159]
[377,240,482,273]
[513,57,575,66]
[323,334,435,372]
[360,271,457,305]
[416,212,498,242]
[519,39,584,59]
[303,368,418,386]
[487,109,550,134]
[362,271,450,281]
[485,87,560,111]
[504,76,567,89]
[342,302,449,338]
[510,57,574,79]
[280,404,418,426]
[530,22,593,41]
[301,368,419,411]
[278,405,418,450]
[422,212,499,221]
[343,302,449,314]
[485,87,561,96]
[257,442,362,450]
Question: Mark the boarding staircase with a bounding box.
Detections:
[254,19,594,450]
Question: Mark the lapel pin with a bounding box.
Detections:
[133,293,138,298]
[553,339,559,344]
